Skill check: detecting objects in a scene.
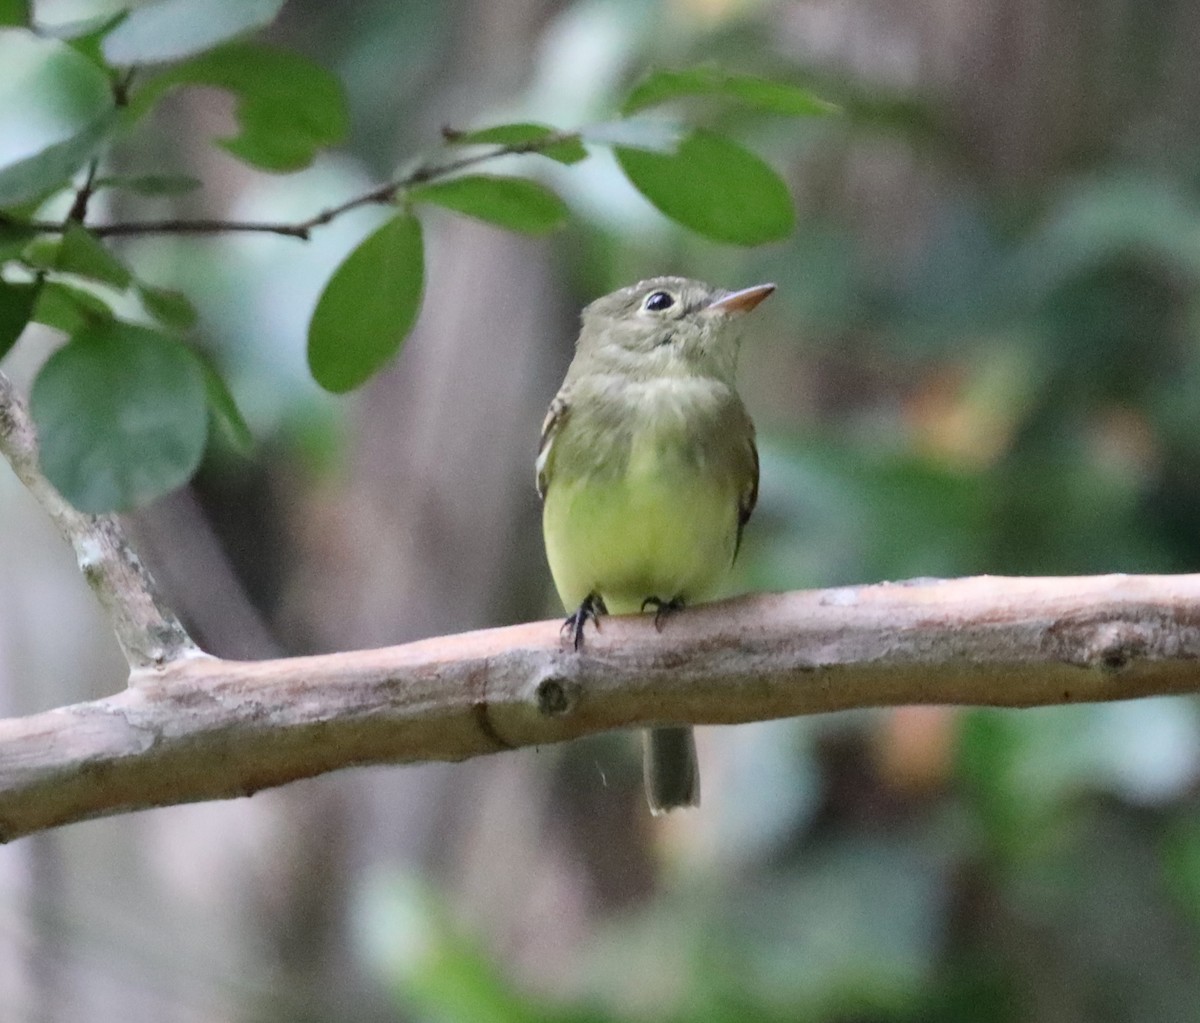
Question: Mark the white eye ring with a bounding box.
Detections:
[642,290,676,313]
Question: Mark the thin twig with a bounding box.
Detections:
[0,370,204,672]
[0,133,582,241]
[111,67,137,109]
[65,158,100,224]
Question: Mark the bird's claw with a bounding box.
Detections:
[563,593,607,651]
[641,596,685,631]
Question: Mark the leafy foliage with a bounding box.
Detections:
[622,67,838,117]
[0,0,828,511]
[308,213,424,393]
[0,279,37,360]
[137,283,197,329]
[56,222,132,288]
[409,174,569,234]
[32,280,114,335]
[30,322,208,511]
[447,123,588,164]
[0,0,27,27]
[0,29,116,206]
[0,31,114,159]
[615,130,795,245]
[0,111,118,207]
[201,357,252,452]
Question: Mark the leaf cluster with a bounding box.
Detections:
[0,0,833,512]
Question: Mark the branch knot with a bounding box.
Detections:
[1044,612,1155,672]
[534,674,579,717]
[1085,621,1150,673]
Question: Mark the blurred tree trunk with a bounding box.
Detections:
[245,0,587,1016]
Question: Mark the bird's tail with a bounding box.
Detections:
[642,726,700,814]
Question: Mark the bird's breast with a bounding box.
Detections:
[542,374,746,611]
[569,375,736,481]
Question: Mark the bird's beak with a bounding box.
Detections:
[705,283,776,316]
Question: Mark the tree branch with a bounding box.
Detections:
[0,573,1197,840]
[0,133,582,241]
[0,370,202,672]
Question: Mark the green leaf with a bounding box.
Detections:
[56,223,132,288]
[615,129,795,245]
[409,175,568,234]
[449,123,587,165]
[138,282,197,328]
[131,43,348,171]
[0,279,38,360]
[31,322,208,512]
[32,280,115,334]
[622,67,838,117]
[0,220,36,261]
[21,235,61,269]
[64,10,126,67]
[201,359,252,452]
[308,213,424,394]
[101,0,287,65]
[94,173,202,196]
[0,0,28,28]
[0,109,117,207]
[0,29,116,205]
[33,5,126,39]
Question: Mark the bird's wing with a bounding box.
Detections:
[734,422,759,562]
[536,393,569,500]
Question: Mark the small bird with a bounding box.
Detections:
[537,276,774,814]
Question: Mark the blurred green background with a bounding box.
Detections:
[3,0,1200,1020]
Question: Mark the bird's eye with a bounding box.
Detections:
[643,291,675,312]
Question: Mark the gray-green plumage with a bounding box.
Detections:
[538,276,772,814]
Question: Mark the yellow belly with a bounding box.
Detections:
[543,447,738,614]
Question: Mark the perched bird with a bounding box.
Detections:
[537,276,773,814]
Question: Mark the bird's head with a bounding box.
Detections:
[575,276,775,382]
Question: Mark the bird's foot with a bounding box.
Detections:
[640,596,686,631]
[563,593,607,651]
